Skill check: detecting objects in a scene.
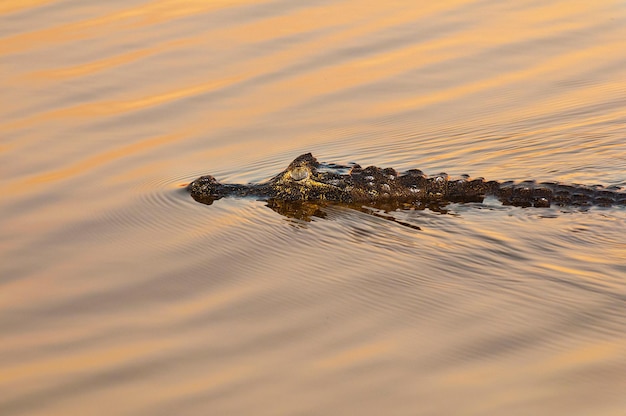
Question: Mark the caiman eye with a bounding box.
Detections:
[290,166,310,181]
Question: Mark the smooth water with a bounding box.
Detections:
[1,1,626,415]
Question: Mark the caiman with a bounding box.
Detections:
[188,153,626,211]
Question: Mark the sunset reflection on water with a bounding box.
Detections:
[1,1,625,415]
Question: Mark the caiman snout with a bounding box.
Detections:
[188,175,221,198]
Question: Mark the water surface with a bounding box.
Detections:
[1,0,626,415]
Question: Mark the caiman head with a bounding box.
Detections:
[187,153,325,204]
[187,153,349,204]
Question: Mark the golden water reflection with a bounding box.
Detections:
[1,0,626,415]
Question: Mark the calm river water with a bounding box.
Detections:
[1,1,626,415]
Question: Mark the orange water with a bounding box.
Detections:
[1,1,625,415]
